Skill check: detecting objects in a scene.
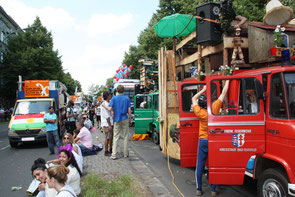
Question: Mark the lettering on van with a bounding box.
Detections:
[224,129,251,133]
[219,148,257,152]
[267,128,280,135]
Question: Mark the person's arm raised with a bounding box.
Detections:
[218,80,230,102]
[192,86,206,106]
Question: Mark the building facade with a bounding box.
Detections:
[0,6,20,108]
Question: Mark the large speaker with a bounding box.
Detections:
[196,2,222,45]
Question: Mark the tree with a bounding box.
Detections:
[1,17,81,100]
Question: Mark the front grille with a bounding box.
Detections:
[15,129,40,135]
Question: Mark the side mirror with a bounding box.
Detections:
[255,79,264,100]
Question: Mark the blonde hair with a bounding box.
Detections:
[47,165,69,184]
[63,133,74,144]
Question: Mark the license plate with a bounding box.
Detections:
[22,137,35,141]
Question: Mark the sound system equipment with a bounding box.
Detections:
[196,2,222,45]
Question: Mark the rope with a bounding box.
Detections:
[195,16,220,24]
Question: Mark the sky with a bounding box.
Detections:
[1,0,159,93]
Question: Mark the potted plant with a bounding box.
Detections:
[271,25,286,56]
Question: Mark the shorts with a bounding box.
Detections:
[102,126,113,140]
[96,115,101,122]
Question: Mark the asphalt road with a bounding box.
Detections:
[0,122,57,197]
[0,122,257,197]
[129,127,258,197]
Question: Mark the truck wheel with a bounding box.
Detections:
[152,128,159,144]
[9,140,18,148]
[257,168,289,197]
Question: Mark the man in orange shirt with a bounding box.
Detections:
[192,80,229,196]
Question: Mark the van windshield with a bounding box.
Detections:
[284,72,295,119]
[14,101,51,115]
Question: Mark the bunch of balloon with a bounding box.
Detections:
[113,64,133,81]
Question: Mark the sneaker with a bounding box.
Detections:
[104,151,111,156]
[110,155,117,160]
[211,191,217,197]
[196,190,203,196]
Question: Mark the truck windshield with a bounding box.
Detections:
[123,88,135,102]
[14,101,51,115]
[284,72,295,119]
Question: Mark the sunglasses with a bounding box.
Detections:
[63,137,70,140]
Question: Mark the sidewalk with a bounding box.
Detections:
[83,127,173,197]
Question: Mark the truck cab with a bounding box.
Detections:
[178,65,295,197]
[8,80,65,148]
[134,92,160,143]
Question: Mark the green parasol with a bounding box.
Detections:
[154,13,196,38]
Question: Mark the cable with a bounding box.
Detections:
[164,137,185,197]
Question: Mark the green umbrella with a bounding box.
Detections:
[154,13,196,38]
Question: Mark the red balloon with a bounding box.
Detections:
[116,70,119,73]
[116,78,119,81]
[122,69,125,72]
[107,84,110,88]
[130,65,133,69]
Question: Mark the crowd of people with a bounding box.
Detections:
[30,84,132,196]
[0,106,13,122]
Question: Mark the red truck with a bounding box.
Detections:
[177,65,295,196]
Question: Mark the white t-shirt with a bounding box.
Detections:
[67,107,76,122]
[66,165,80,196]
[72,144,83,173]
[56,184,76,197]
[96,106,101,116]
[101,101,113,127]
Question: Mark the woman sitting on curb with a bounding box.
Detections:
[46,165,77,197]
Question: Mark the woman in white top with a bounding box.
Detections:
[46,165,76,197]
[58,144,82,195]
[62,133,83,172]
[31,158,56,197]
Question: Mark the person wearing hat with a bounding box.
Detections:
[192,80,229,196]
[44,106,62,155]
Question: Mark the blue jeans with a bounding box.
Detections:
[195,138,216,192]
[77,143,96,156]
[46,130,61,153]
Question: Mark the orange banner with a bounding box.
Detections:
[25,80,50,98]
[71,95,79,102]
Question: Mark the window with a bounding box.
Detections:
[211,78,259,115]
[0,52,3,63]
[270,73,287,118]
[0,31,4,42]
[153,95,159,110]
[135,96,151,109]
[284,72,295,119]
[181,84,204,112]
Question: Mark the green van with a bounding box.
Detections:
[134,92,159,144]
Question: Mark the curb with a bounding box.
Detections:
[129,146,173,197]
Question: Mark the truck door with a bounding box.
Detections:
[134,95,153,134]
[207,76,265,185]
[178,80,205,167]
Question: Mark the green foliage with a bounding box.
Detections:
[81,173,144,197]
[1,17,81,100]
[121,0,295,82]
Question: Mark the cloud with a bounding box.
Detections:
[1,0,77,31]
[87,13,133,36]
[64,44,130,91]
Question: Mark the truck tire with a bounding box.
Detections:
[152,128,159,144]
[9,140,18,148]
[257,168,289,197]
